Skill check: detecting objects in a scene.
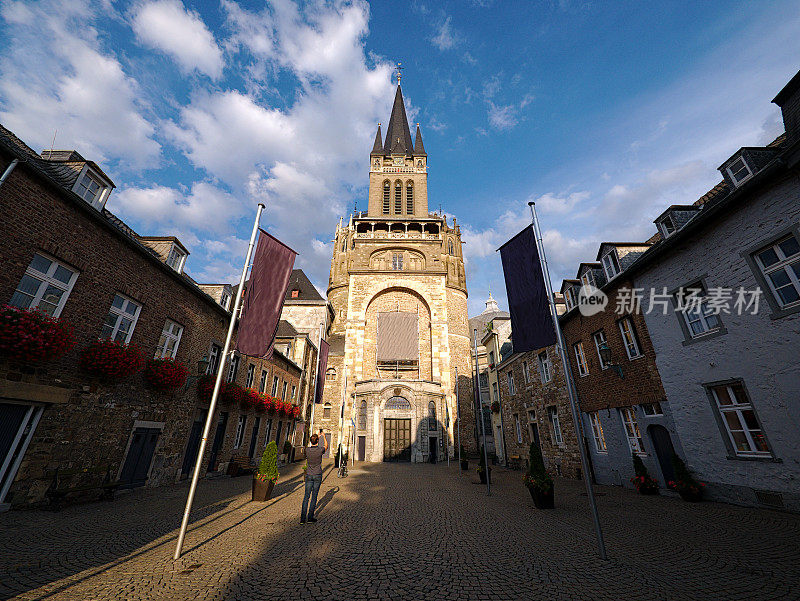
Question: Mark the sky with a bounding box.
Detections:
[1,0,798,317]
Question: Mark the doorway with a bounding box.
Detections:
[248,416,261,461]
[357,436,366,461]
[383,418,411,462]
[207,412,228,472]
[180,415,205,479]
[323,433,332,457]
[648,424,676,484]
[0,402,44,503]
[428,437,438,463]
[120,427,160,488]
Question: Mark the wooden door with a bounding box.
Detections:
[207,412,228,472]
[180,417,204,478]
[383,419,411,462]
[357,436,366,461]
[248,416,261,460]
[120,428,160,488]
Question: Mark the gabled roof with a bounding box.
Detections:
[595,242,649,261]
[285,269,324,302]
[560,279,580,293]
[383,86,414,156]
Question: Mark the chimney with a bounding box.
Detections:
[772,69,800,145]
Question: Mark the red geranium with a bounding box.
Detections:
[145,358,188,391]
[0,305,74,363]
[241,388,261,411]
[221,382,246,406]
[197,374,217,402]
[261,394,276,413]
[292,405,301,418]
[80,340,144,380]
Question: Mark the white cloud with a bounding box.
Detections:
[431,16,460,50]
[533,191,590,214]
[488,102,518,130]
[131,0,224,79]
[0,0,159,168]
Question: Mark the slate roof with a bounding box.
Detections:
[285,269,325,302]
[275,319,299,339]
[382,86,414,156]
[414,124,426,155]
[371,125,384,155]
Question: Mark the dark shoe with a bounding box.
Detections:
[307,517,317,523]
[300,518,306,524]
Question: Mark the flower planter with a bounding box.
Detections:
[144,358,188,391]
[528,485,555,509]
[0,306,74,363]
[252,477,275,502]
[460,460,469,471]
[80,340,144,381]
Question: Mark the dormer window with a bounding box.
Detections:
[726,156,753,187]
[659,214,677,238]
[565,287,578,310]
[73,168,110,209]
[581,270,596,290]
[220,290,232,310]
[602,250,621,280]
[166,244,187,273]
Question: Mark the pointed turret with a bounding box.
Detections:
[370,124,383,156]
[383,86,414,155]
[413,123,426,156]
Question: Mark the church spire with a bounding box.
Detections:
[383,85,414,155]
[371,123,383,155]
[413,123,426,156]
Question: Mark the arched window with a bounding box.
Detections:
[406,181,414,214]
[358,400,367,429]
[448,240,455,256]
[383,181,390,214]
[326,367,336,381]
[428,401,437,430]
[340,237,346,252]
[323,403,331,419]
[394,181,402,214]
[385,396,411,411]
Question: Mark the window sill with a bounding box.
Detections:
[768,302,800,320]
[725,454,782,463]
[682,326,728,346]
[627,354,645,361]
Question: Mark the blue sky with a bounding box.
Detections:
[1,0,798,316]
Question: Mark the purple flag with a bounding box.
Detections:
[236,229,296,358]
[314,339,329,404]
[498,226,557,353]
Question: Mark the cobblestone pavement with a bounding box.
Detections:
[2,461,799,601]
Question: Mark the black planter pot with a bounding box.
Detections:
[528,485,555,509]
[252,477,275,502]
[478,468,491,484]
[460,460,469,471]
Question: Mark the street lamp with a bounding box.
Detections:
[196,355,210,376]
[598,342,623,379]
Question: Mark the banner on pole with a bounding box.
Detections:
[498,226,557,353]
[236,229,297,358]
[314,339,329,404]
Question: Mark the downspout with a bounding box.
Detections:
[0,159,20,189]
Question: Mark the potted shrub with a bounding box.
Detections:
[476,445,491,484]
[80,340,144,381]
[0,305,74,363]
[144,357,188,391]
[460,445,469,471]
[668,454,706,502]
[630,455,659,495]
[523,441,554,509]
[253,440,279,501]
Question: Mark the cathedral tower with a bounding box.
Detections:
[317,84,473,462]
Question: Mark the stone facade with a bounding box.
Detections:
[318,86,471,463]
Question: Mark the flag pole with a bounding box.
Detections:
[473,329,491,495]
[174,202,265,561]
[528,201,607,560]
[455,366,462,471]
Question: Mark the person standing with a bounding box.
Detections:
[301,429,327,523]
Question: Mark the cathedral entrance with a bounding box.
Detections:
[383,418,411,462]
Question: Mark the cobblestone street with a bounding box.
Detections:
[1,461,799,601]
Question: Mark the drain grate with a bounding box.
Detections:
[754,490,784,508]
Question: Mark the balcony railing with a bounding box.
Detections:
[354,231,441,240]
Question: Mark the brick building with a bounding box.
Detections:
[0,124,302,508]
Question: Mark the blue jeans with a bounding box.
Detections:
[301,474,322,520]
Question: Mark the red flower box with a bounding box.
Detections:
[197,374,217,402]
[292,405,301,418]
[145,358,188,391]
[80,340,144,381]
[241,388,261,411]
[0,305,74,363]
[221,382,246,406]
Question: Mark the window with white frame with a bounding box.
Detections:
[155,320,183,359]
[676,283,721,338]
[507,371,515,395]
[220,291,232,310]
[323,403,331,419]
[753,234,800,308]
[618,316,642,359]
[282,381,288,400]
[522,361,530,384]
[659,214,677,238]
[207,343,221,374]
[547,406,563,445]
[246,364,255,388]
[100,293,141,343]
[602,250,621,280]
[271,376,279,396]
[9,253,79,317]
[226,354,240,383]
[74,170,107,207]
[593,330,611,370]
[538,351,552,384]
[565,286,578,310]
[259,369,268,393]
[640,402,663,416]
[264,418,273,446]
[589,412,607,452]
[709,382,771,457]
[581,270,596,290]
[726,156,753,186]
[514,414,522,443]
[391,253,403,270]
[620,407,645,455]
[166,245,187,273]
[574,342,589,377]
[527,410,537,441]
[234,415,247,449]
[290,385,296,401]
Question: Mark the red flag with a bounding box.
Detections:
[236,229,296,357]
[315,339,329,404]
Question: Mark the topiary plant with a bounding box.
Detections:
[523,441,553,492]
[631,454,659,494]
[256,440,279,483]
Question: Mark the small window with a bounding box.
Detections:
[391,253,404,270]
[166,245,187,273]
[527,410,537,442]
[726,157,753,186]
[581,270,596,290]
[323,403,331,419]
[101,293,141,343]
[358,400,367,429]
[234,415,247,449]
[640,402,663,416]
[620,407,645,455]
[514,414,522,443]
[448,240,454,256]
[522,361,529,384]
[618,316,642,359]
[589,412,607,452]
[406,182,414,214]
[659,214,677,238]
[282,381,288,400]
[428,401,436,430]
[709,382,771,457]
[676,283,722,338]
[264,418,273,445]
[155,319,183,359]
[246,364,255,388]
[226,354,240,383]
[488,351,495,366]
[208,343,222,375]
[565,287,577,310]
[492,382,498,403]
[383,181,390,214]
[291,289,300,299]
[593,330,611,370]
[394,181,402,214]
[601,250,621,280]
[538,351,551,384]
[326,368,336,381]
[574,342,589,377]
[753,234,800,309]
[290,385,296,401]
[271,376,279,396]
[220,291,232,310]
[547,406,563,445]
[75,170,106,207]
[9,253,79,317]
[507,371,515,395]
[259,369,268,393]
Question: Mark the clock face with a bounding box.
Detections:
[393,156,404,166]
